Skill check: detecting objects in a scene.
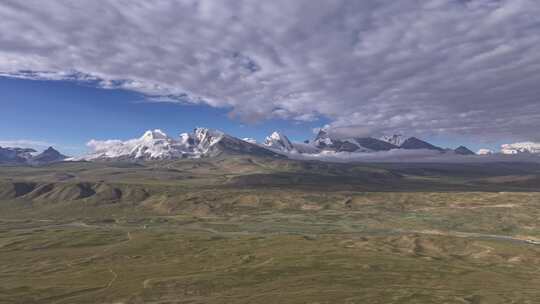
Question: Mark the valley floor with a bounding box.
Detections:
[2,194,540,304]
[1,159,540,303]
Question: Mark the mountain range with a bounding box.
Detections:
[2,127,539,165]
[0,146,67,165]
[74,128,479,161]
[81,128,283,161]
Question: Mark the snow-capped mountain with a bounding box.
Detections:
[82,128,283,161]
[312,129,333,148]
[264,132,294,152]
[84,129,188,160]
[380,134,406,147]
[3,127,539,164]
[311,129,398,153]
[193,128,226,154]
[501,142,540,154]
[0,146,68,165]
[73,126,530,163]
[0,146,36,163]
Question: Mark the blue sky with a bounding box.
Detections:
[0,77,327,156]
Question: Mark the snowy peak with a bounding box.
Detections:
[193,128,224,151]
[311,129,398,152]
[310,128,400,152]
[314,129,329,141]
[178,133,195,147]
[0,146,68,165]
[501,142,540,154]
[141,129,169,141]
[84,129,191,161]
[312,129,334,149]
[380,134,406,147]
[82,128,283,161]
[0,146,36,163]
[264,131,294,152]
[76,126,540,162]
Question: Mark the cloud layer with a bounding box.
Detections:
[1,0,540,141]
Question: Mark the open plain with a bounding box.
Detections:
[1,157,540,304]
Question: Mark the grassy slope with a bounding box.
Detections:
[1,158,540,303]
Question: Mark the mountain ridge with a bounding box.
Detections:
[80,128,284,161]
[80,128,481,162]
[4,127,531,164]
[0,146,66,165]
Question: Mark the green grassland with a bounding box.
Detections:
[1,157,540,303]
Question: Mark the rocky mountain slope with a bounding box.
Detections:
[310,130,399,153]
[454,146,476,155]
[263,132,294,152]
[0,147,36,164]
[400,137,444,151]
[380,134,407,146]
[0,146,66,165]
[81,128,283,161]
[31,147,68,164]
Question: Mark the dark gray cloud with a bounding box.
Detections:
[1,0,540,141]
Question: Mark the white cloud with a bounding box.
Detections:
[477,149,493,155]
[86,139,125,152]
[288,148,540,163]
[1,0,540,141]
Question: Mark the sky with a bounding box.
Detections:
[1,0,539,155]
[0,77,325,155]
